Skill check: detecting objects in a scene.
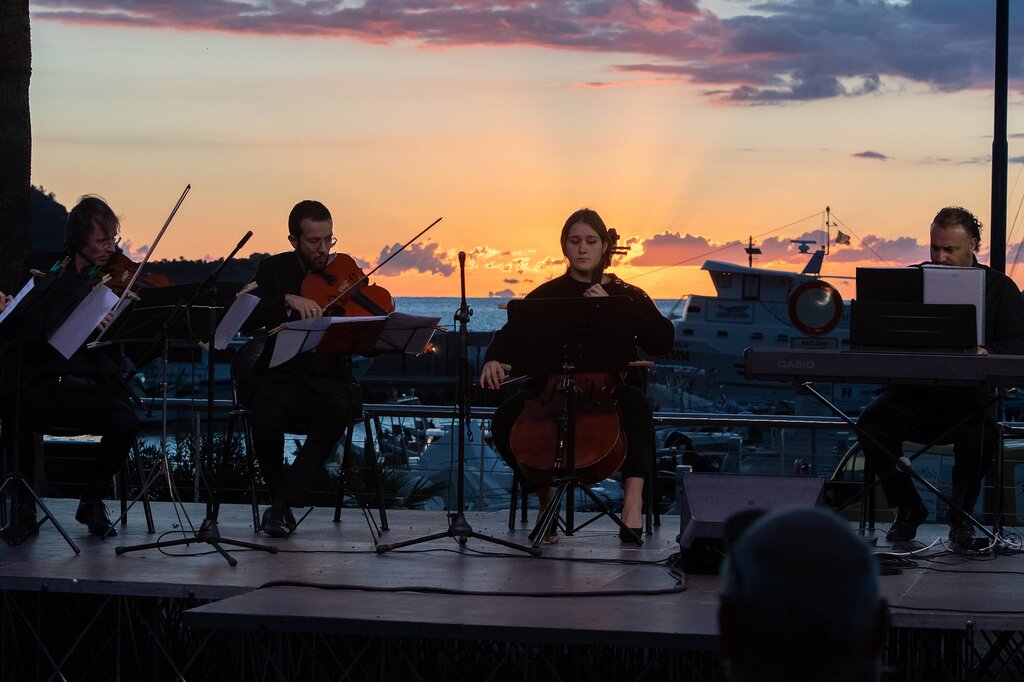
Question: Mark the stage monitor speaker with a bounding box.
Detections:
[676,471,824,575]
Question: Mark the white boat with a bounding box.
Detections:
[661,248,878,413]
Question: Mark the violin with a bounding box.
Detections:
[101,251,172,295]
[508,228,630,487]
[301,253,395,317]
[297,217,440,319]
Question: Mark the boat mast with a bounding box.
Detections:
[745,236,762,267]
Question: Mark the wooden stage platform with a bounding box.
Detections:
[2,499,1023,680]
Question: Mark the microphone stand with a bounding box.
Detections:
[115,231,277,566]
[376,252,537,556]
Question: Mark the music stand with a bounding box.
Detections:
[376,252,537,556]
[0,269,113,554]
[115,234,279,566]
[94,282,246,535]
[503,296,643,548]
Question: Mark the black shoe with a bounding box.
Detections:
[618,526,643,544]
[261,504,290,538]
[886,500,928,542]
[948,518,975,547]
[0,503,39,546]
[284,507,298,534]
[75,500,117,537]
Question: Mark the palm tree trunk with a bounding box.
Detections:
[0,0,32,293]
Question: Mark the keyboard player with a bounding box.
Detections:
[859,206,1024,546]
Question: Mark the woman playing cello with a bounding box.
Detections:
[479,208,673,541]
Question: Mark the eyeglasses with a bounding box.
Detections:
[93,236,121,250]
[300,236,337,249]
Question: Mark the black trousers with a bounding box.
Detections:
[249,379,360,507]
[8,381,138,504]
[857,386,997,521]
[490,383,654,493]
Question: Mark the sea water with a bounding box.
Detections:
[395,296,683,332]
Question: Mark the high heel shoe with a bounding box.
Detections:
[618,526,643,543]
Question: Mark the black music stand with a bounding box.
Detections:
[0,269,111,554]
[0,340,81,553]
[90,282,238,523]
[266,313,440,541]
[115,235,279,566]
[376,252,537,556]
[504,296,643,548]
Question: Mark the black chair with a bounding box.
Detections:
[332,413,388,530]
[31,427,155,533]
[227,337,387,532]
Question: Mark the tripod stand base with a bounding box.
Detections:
[530,477,642,549]
[0,473,80,554]
[376,511,539,556]
[115,517,277,567]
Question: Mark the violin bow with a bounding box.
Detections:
[322,216,442,312]
[93,184,191,342]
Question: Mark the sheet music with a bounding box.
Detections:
[214,292,260,350]
[48,285,120,359]
[374,312,441,354]
[0,277,35,328]
[268,312,439,368]
[921,264,986,346]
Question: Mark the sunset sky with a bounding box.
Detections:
[27,0,1024,299]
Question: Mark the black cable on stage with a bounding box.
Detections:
[253,578,685,598]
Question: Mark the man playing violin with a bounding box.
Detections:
[480,208,673,541]
[0,196,138,543]
[243,199,363,538]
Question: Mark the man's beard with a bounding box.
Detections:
[298,251,328,272]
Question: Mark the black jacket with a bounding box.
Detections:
[244,251,355,394]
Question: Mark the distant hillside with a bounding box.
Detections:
[31,186,69,252]
[29,186,267,284]
[146,254,266,284]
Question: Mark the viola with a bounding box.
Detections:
[508,227,630,487]
[301,253,395,317]
[101,251,172,295]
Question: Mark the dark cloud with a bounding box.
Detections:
[852,150,890,161]
[32,0,1024,104]
[503,278,520,285]
[375,241,454,276]
[488,288,515,298]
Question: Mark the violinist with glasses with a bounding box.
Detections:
[0,196,139,542]
[243,200,374,538]
[479,208,673,542]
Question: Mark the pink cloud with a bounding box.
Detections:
[627,229,932,270]
[627,232,743,267]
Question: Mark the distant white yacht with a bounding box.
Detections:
[661,247,877,413]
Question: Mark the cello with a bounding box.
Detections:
[508,229,631,487]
